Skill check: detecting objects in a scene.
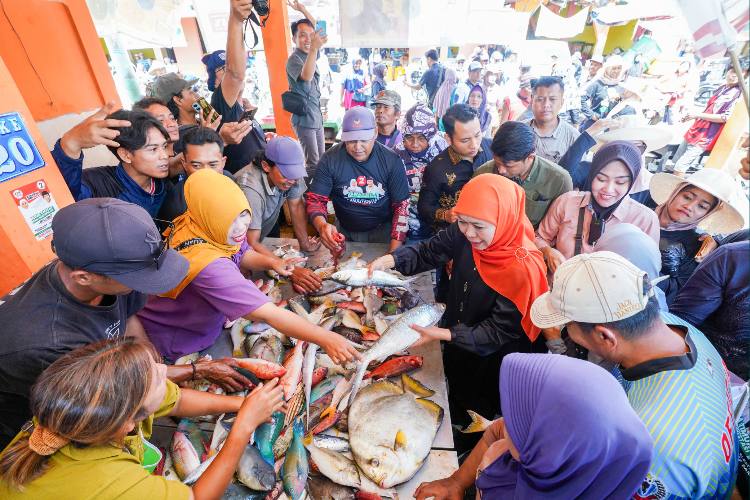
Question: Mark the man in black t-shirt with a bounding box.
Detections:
[305,107,410,253]
[0,199,252,448]
[201,0,267,174]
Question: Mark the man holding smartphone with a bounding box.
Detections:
[202,0,267,174]
[286,1,326,178]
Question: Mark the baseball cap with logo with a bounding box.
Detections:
[340,107,376,142]
[370,90,401,110]
[51,199,188,295]
[468,61,483,72]
[530,252,662,329]
[202,50,227,91]
[265,136,306,180]
[150,73,198,104]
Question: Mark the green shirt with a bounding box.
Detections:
[0,381,189,500]
[474,155,573,228]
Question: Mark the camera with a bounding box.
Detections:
[252,0,269,17]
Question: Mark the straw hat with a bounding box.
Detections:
[650,169,746,234]
[598,116,674,153]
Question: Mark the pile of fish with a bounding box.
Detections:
[161,250,446,499]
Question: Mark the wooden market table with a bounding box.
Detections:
[153,238,458,497]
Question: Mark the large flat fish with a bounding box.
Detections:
[348,374,443,488]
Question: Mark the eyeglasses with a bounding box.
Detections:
[60,219,176,274]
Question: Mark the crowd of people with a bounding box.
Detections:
[0,0,748,498]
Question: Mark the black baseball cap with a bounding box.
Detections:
[51,199,188,294]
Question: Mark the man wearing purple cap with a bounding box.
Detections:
[234,136,319,264]
[0,199,255,449]
[201,0,266,174]
[305,107,410,252]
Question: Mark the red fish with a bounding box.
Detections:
[311,367,328,387]
[311,411,340,435]
[338,301,366,313]
[365,355,423,380]
[233,358,287,379]
[355,492,382,500]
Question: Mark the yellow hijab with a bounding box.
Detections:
[161,169,251,298]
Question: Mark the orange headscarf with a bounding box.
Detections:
[454,174,548,341]
[161,169,251,299]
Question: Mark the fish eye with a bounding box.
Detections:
[370,458,379,467]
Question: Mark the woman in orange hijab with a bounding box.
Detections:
[369,174,548,451]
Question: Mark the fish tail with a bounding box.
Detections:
[460,410,493,433]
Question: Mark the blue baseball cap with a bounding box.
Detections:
[265,136,306,180]
[340,107,376,142]
[201,50,226,91]
[51,199,188,294]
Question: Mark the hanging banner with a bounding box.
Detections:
[340,0,529,47]
[535,5,589,39]
[87,0,188,48]
[678,0,740,58]
[10,179,59,241]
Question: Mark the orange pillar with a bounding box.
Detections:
[0,56,75,295]
[0,0,120,295]
[260,0,295,137]
[0,0,120,120]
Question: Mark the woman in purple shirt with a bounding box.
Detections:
[138,169,359,365]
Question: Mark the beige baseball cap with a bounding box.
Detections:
[531,252,659,328]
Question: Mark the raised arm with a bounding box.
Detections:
[221,0,253,108]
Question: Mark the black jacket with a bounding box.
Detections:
[392,223,525,356]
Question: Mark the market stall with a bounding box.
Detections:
[152,239,458,498]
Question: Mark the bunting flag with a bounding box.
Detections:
[678,0,745,58]
[535,5,589,39]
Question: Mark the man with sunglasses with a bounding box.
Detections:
[0,199,255,449]
[525,76,580,164]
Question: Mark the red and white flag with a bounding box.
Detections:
[678,0,748,58]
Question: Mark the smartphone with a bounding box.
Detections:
[192,97,220,123]
[240,108,257,123]
[316,20,326,36]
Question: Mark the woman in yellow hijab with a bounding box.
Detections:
[138,169,359,365]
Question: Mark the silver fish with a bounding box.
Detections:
[348,303,446,405]
[363,288,384,327]
[308,280,346,297]
[302,342,319,426]
[238,443,277,491]
[303,442,396,498]
[331,269,414,288]
[348,374,443,488]
[312,433,350,453]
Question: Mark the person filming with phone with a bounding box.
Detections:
[201,0,267,174]
[286,0,326,178]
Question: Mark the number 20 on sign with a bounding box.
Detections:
[0,112,46,183]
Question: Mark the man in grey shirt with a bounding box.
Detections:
[235,136,319,254]
[286,17,326,178]
[525,76,580,164]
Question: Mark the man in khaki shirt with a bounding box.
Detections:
[474,121,572,228]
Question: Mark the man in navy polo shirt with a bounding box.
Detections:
[305,107,410,253]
